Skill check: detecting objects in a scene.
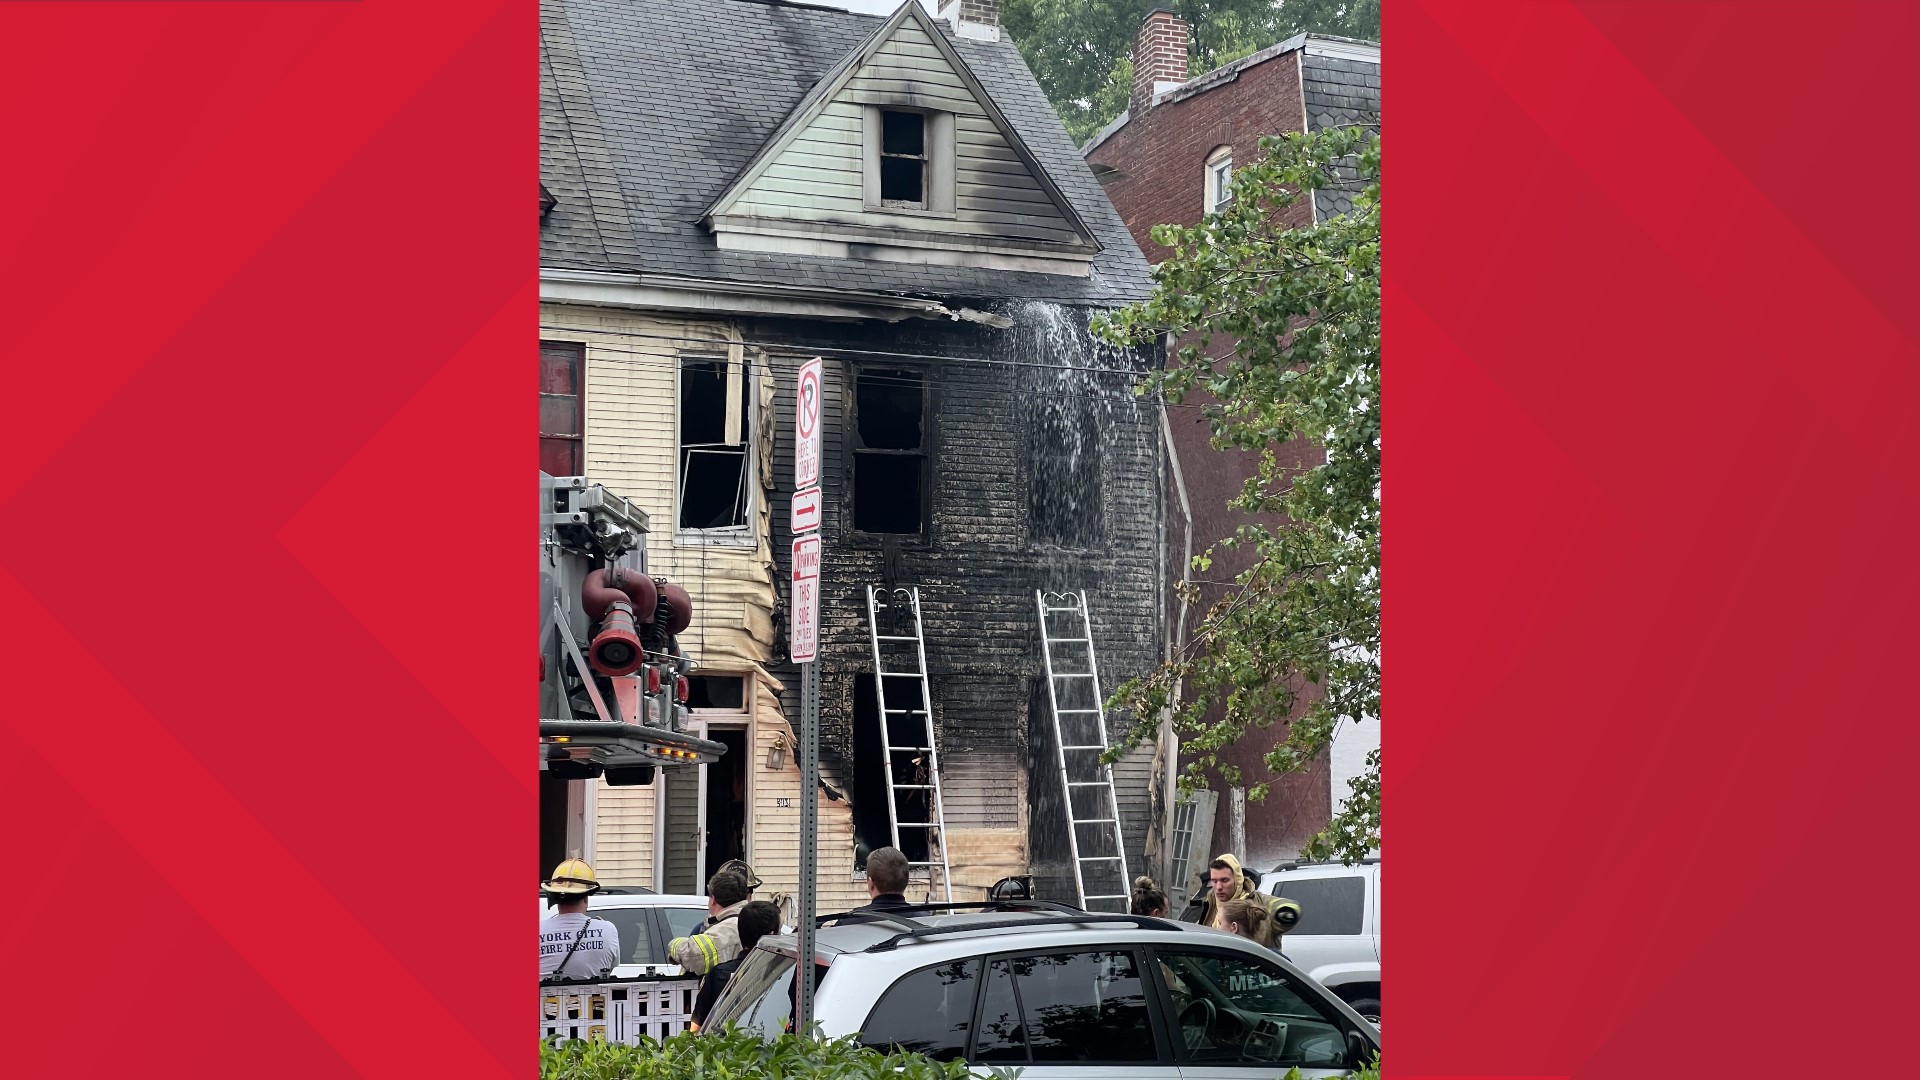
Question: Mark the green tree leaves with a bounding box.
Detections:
[1096,126,1380,863]
[1001,1,1381,146]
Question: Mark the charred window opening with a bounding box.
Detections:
[852,673,931,868]
[687,674,747,711]
[879,110,927,207]
[679,355,752,531]
[1030,398,1102,545]
[539,340,584,476]
[852,367,929,536]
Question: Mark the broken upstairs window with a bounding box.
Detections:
[679,355,752,531]
[879,110,928,207]
[852,367,929,536]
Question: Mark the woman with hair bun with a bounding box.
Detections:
[1131,875,1170,918]
[1219,897,1280,949]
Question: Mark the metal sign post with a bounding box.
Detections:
[796,657,819,1035]
[792,358,824,1037]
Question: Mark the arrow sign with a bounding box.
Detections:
[791,486,822,534]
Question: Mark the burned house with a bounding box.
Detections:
[540,0,1166,909]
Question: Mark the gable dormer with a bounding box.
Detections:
[703,1,1100,277]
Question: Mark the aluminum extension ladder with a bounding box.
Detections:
[1036,589,1130,912]
[864,585,953,901]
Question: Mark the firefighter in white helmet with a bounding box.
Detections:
[539,859,620,980]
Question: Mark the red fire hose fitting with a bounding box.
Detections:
[589,602,644,676]
[583,568,658,677]
[583,567,658,622]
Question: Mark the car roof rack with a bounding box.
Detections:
[1268,856,1381,872]
[815,899,1085,928]
[861,911,1186,953]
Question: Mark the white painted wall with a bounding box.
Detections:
[1329,718,1378,838]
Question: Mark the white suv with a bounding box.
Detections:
[1260,859,1380,1023]
[706,905,1380,1078]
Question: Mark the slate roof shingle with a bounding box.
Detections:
[540,0,1155,306]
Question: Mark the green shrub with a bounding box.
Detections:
[538,1026,1001,1079]
[539,1028,1382,1079]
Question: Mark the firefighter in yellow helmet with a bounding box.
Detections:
[540,859,620,980]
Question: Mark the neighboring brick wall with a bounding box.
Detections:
[1088,43,1384,867]
[1093,48,1315,263]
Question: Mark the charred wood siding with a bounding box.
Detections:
[758,308,1163,901]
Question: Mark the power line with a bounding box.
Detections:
[540,330,1228,413]
[537,324,1168,380]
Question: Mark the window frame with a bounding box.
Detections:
[1204,146,1235,214]
[862,105,957,218]
[674,352,758,547]
[964,945,1175,1067]
[539,339,586,477]
[847,362,933,543]
[685,671,753,719]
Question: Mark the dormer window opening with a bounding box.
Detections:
[879,110,928,208]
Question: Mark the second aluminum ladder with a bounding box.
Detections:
[865,585,953,901]
[1036,589,1130,912]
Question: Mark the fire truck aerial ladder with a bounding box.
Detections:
[540,473,726,792]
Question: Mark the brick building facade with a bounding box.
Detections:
[1085,14,1380,874]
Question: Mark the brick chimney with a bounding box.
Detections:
[1131,8,1189,114]
[937,0,1000,43]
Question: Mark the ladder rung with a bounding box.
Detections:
[1077,855,1125,862]
[1073,818,1118,825]
[878,670,924,677]
[892,784,937,790]
[1054,708,1100,714]
[1052,672,1095,678]
[875,635,920,642]
[1067,781,1110,787]
[1061,745,1107,751]
[888,746,933,753]
[894,822,939,828]
[884,708,928,715]
[1083,894,1129,901]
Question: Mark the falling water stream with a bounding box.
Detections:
[1007,300,1150,909]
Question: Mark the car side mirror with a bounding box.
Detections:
[1346,1029,1377,1070]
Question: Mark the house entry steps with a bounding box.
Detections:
[864,585,954,902]
[1035,589,1130,912]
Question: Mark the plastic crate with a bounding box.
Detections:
[539,976,699,1046]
